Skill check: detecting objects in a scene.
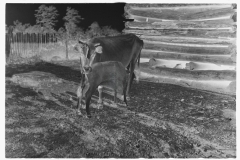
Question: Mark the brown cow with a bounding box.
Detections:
[75,33,143,108]
[76,60,128,118]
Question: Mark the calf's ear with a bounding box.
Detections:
[95,46,103,54]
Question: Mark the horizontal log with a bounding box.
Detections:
[141,49,235,65]
[123,29,236,38]
[143,42,230,55]
[126,7,235,21]
[139,35,234,45]
[138,62,236,81]
[136,70,235,95]
[145,58,235,70]
[125,20,235,30]
[182,8,235,20]
[125,13,234,23]
[125,4,233,10]
[143,39,229,48]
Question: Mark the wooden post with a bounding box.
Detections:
[27,33,29,55]
[20,33,22,56]
[31,33,33,52]
[24,33,26,56]
[39,33,41,53]
[65,39,69,60]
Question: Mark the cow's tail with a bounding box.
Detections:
[135,40,143,83]
[137,40,143,67]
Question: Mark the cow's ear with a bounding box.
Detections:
[95,46,103,54]
[94,43,100,47]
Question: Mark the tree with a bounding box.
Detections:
[101,26,120,36]
[63,7,83,60]
[35,5,59,31]
[12,20,30,33]
[63,7,83,38]
[85,22,102,38]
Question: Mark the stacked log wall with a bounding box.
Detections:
[124,3,236,95]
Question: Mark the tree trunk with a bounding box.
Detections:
[65,39,69,60]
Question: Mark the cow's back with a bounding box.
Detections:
[89,34,142,67]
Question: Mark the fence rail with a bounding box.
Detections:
[6,32,58,59]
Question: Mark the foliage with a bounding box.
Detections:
[12,20,31,33]
[57,27,67,41]
[101,26,121,36]
[35,5,59,31]
[85,21,102,38]
[63,7,83,40]
[85,22,120,39]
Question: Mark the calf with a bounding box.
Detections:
[76,34,144,100]
[76,61,128,118]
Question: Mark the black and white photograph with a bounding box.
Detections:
[4,1,237,158]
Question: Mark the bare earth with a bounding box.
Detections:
[5,60,236,158]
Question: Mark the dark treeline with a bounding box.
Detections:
[6,4,122,61]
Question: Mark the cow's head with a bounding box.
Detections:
[75,40,103,73]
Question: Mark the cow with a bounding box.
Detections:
[75,33,144,108]
[76,52,128,118]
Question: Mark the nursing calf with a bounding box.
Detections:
[76,61,128,118]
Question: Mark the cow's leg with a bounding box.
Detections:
[76,86,83,115]
[85,96,91,118]
[97,86,103,109]
[134,70,140,84]
[76,98,82,115]
[85,87,96,118]
[126,61,134,100]
[123,81,128,107]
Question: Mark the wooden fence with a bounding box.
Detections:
[124,3,236,95]
[6,31,57,59]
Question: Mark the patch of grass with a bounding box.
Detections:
[7,54,43,65]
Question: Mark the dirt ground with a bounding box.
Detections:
[5,60,236,158]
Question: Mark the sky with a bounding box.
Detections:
[5,3,127,32]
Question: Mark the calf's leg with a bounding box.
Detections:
[97,86,103,109]
[76,86,83,115]
[123,81,128,106]
[85,86,97,118]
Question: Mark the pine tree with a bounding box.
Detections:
[35,5,59,32]
[63,7,83,60]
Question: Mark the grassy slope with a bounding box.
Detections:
[5,61,236,158]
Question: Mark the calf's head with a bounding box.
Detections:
[75,40,103,73]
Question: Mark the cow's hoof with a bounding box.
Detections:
[81,104,86,109]
[120,95,124,101]
[97,103,103,109]
[86,114,91,118]
[123,103,128,107]
[77,110,82,116]
[136,79,140,84]
[112,103,118,107]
